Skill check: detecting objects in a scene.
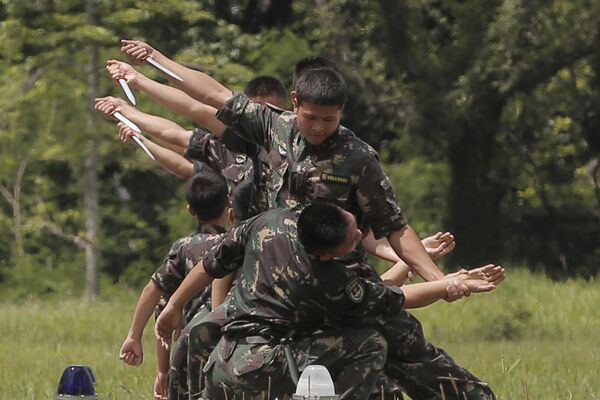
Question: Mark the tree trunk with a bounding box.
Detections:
[0,160,27,257]
[447,96,508,265]
[84,0,100,301]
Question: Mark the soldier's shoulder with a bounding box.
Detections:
[265,102,286,115]
[167,233,197,255]
[337,126,380,160]
[277,110,297,124]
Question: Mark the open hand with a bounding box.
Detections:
[154,303,182,350]
[153,371,168,400]
[422,231,456,261]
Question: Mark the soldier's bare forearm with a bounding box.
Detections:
[388,225,445,282]
[401,280,451,308]
[128,280,163,340]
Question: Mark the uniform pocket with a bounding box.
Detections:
[232,344,279,377]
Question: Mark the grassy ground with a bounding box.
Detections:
[0,269,598,399]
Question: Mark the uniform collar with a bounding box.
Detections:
[196,223,227,235]
[300,125,342,152]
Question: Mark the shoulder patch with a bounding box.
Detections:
[320,172,350,184]
[344,277,366,303]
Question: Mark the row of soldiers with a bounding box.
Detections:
[96,39,506,400]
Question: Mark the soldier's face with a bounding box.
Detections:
[322,210,362,259]
[294,101,342,145]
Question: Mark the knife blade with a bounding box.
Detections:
[119,79,137,106]
[113,112,141,133]
[131,135,156,160]
[146,57,184,82]
[112,112,155,160]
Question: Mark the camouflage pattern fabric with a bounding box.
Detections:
[185,298,230,399]
[380,311,495,400]
[205,328,387,400]
[168,304,211,400]
[216,93,407,240]
[151,223,226,320]
[215,95,495,399]
[184,127,252,195]
[197,208,406,399]
[150,224,226,400]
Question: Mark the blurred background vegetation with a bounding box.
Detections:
[1,0,599,301]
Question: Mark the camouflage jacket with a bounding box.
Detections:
[185,127,272,217]
[184,127,252,195]
[201,208,406,339]
[216,94,407,240]
[152,223,226,319]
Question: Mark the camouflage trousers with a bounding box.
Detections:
[376,310,496,400]
[168,300,229,400]
[168,306,210,400]
[204,328,388,400]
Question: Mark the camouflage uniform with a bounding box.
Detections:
[185,297,231,399]
[150,223,226,400]
[186,122,285,218]
[215,94,495,400]
[184,127,252,196]
[200,209,404,400]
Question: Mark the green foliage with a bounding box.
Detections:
[384,159,450,235]
[1,0,600,298]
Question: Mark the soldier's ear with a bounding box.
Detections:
[187,204,196,216]
[290,91,298,112]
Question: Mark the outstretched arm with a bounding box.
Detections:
[105,60,227,137]
[401,265,504,308]
[116,123,194,179]
[378,231,457,286]
[387,225,446,282]
[120,39,232,109]
[119,280,163,366]
[95,96,192,150]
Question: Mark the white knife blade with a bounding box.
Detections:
[113,112,141,133]
[131,135,156,160]
[146,57,184,82]
[119,79,137,106]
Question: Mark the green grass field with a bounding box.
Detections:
[0,269,598,399]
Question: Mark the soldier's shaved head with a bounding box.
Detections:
[185,171,228,221]
[298,202,357,256]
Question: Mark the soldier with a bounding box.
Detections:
[110,43,474,397]
[117,171,232,399]
[107,46,455,272]
[154,202,502,399]
[129,61,496,399]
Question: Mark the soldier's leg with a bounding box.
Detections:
[168,306,211,400]
[203,337,292,400]
[382,311,495,400]
[295,328,388,400]
[187,300,228,399]
[204,328,387,400]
